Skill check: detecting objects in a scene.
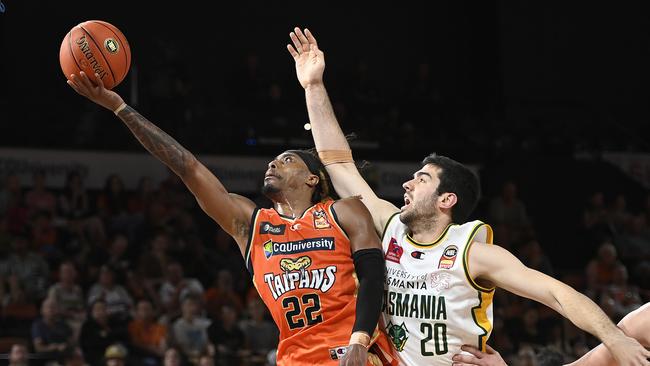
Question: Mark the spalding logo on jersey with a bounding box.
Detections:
[438,245,458,269]
[386,238,404,263]
[313,209,331,229]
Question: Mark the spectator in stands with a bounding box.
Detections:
[0,173,22,216]
[24,170,56,217]
[488,181,532,248]
[8,343,30,366]
[128,299,167,362]
[604,264,641,321]
[0,233,50,302]
[607,193,631,235]
[586,241,622,297]
[170,295,214,365]
[60,346,85,366]
[97,174,129,220]
[80,300,128,366]
[616,214,650,261]
[239,297,278,365]
[159,262,203,319]
[31,297,74,359]
[29,210,59,262]
[58,171,90,220]
[104,343,128,366]
[128,176,155,215]
[209,304,244,366]
[203,269,242,321]
[138,230,172,283]
[517,239,554,276]
[163,347,183,366]
[87,265,133,322]
[198,354,214,366]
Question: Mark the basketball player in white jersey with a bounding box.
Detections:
[286,27,650,366]
[452,302,650,365]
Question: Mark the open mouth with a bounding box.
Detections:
[401,195,411,210]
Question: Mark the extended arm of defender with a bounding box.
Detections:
[288,27,399,233]
[67,72,256,250]
[333,198,386,366]
[469,243,650,366]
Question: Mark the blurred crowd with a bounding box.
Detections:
[0,167,648,366]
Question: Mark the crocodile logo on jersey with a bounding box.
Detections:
[279,256,312,272]
[313,209,331,229]
[438,245,458,269]
[386,237,404,264]
[386,321,409,352]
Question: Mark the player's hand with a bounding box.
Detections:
[452,344,507,366]
[605,333,650,366]
[287,27,325,89]
[339,344,368,366]
[67,71,124,112]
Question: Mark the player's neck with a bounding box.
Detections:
[407,216,452,243]
[273,198,314,219]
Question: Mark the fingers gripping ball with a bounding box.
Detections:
[60,20,131,89]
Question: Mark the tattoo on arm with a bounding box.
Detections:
[117,106,195,176]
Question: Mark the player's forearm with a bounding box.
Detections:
[552,285,624,345]
[116,106,197,177]
[304,83,350,151]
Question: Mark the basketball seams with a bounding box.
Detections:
[66,30,84,75]
[79,24,116,87]
[92,21,130,81]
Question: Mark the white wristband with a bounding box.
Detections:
[113,102,127,115]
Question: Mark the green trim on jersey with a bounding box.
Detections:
[462,222,496,293]
[381,212,401,241]
[405,223,453,248]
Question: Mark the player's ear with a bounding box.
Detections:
[439,192,457,209]
[306,173,320,188]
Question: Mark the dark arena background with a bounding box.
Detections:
[0,1,649,365]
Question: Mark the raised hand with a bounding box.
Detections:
[451,345,507,366]
[67,71,124,112]
[287,27,325,89]
[606,333,650,366]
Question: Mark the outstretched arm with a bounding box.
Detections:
[288,28,399,233]
[67,72,256,250]
[469,243,650,366]
[333,198,386,366]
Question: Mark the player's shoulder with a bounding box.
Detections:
[331,196,366,212]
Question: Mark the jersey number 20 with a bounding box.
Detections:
[421,323,448,356]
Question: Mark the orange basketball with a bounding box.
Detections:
[59,20,131,89]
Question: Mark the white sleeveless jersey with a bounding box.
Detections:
[381,214,494,365]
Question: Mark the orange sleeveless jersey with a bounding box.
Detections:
[245,200,396,366]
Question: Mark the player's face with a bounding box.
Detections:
[262,152,312,199]
[400,164,442,224]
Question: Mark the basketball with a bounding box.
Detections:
[59,20,131,89]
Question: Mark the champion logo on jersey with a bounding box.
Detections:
[329,346,347,360]
[385,237,403,263]
[411,251,425,259]
[313,209,331,229]
[438,245,458,269]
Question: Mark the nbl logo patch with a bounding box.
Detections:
[438,245,458,269]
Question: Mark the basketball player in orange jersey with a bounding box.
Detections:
[66,71,397,366]
[287,27,650,366]
[452,302,650,365]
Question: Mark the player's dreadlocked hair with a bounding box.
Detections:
[287,149,339,204]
